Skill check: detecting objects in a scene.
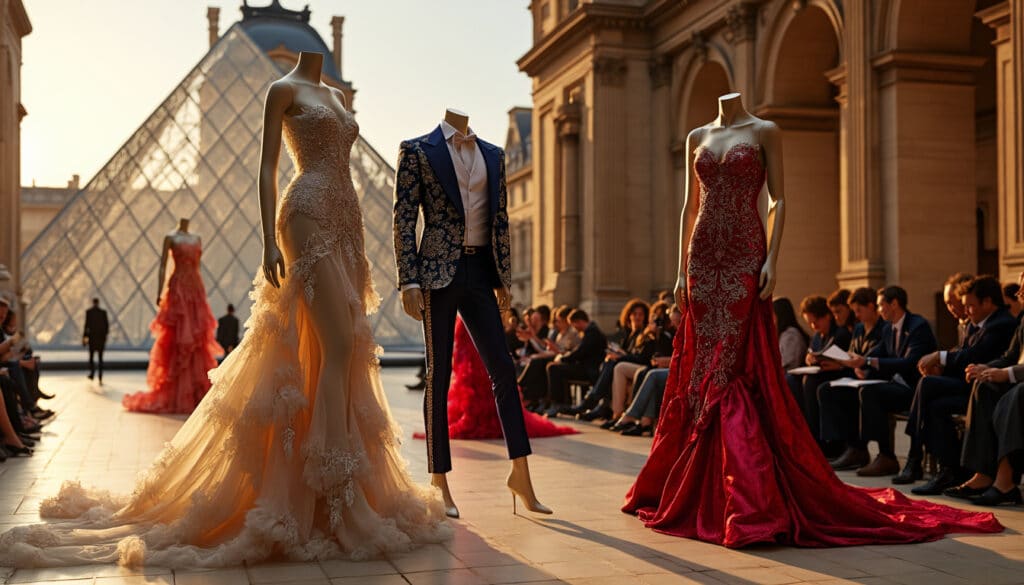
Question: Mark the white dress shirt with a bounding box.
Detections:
[441,120,491,247]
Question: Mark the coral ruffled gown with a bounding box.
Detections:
[417,317,577,440]
[623,142,1002,547]
[123,238,222,414]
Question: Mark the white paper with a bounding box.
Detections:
[829,377,886,388]
[819,345,851,362]
[787,366,822,375]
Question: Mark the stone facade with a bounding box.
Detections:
[506,106,534,307]
[0,0,30,298]
[517,0,1023,330]
[20,176,78,252]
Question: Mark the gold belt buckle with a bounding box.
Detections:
[463,246,477,255]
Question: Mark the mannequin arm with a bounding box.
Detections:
[258,81,292,288]
[156,235,171,305]
[675,128,702,308]
[759,122,785,299]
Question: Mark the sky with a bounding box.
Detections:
[20,0,534,187]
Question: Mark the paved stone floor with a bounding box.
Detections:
[2,369,1024,584]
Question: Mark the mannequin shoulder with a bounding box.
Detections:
[684,126,707,148]
[328,87,348,109]
[265,80,295,109]
[756,120,781,140]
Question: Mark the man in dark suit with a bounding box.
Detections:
[216,304,240,355]
[82,298,108,383]
[901,276,1018,494]
[544,309,607,417]
[822,286,938,476]
[393,114,548,517]
[946,272,1024,502]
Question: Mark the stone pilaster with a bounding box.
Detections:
[553,101,582,305]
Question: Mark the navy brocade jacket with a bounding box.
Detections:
[392,126,512,291]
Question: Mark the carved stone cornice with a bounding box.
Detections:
[8,0,32,37]
[648,55,672,89]
[723,2,758,45]
[872,50,987,87]
[556,103,582,139]
[518,3,645,76]
[594,57,628,87]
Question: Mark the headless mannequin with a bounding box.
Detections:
[157,218,199,305]
[675,92,785,309]
[400,108,547,518]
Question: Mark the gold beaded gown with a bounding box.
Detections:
[0,103,450,567]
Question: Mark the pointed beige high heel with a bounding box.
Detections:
[507,456,552,515]
[431,473,460,519]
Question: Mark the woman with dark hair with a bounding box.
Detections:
[576,299,656,422]
[773,298,808,371]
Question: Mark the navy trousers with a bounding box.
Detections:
[421,251,531,474]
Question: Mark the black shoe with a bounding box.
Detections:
[36,390,55,400]
[943,483,990,500]
[599,419,618,430]
[891,459,923,485]
[580,406,612,422]
[971,486,1023,507]
[544,404,566,418]
[911,468,960,495]
[622,424,654,437]
[611,421,637,433]
[405,380,426,391]
[3,444,32,457]
[18,433,39,444]
[830,447,870,471]
[87,374,94,380]
[22,424,42,434]
[31,409,54,421]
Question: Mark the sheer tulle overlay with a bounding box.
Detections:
[415,318,578,441]
[0,103,450,568]
[623,142,1002,547]
[123,240,222,414]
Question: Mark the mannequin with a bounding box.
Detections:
[394,108,548,518]
[157,218,198,305]
[675,92,785,309]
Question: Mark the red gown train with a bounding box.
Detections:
[622,142,1002,547]
[417,317,578,440]
[123,238,222,414]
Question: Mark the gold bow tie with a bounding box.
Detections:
[452,132,477,148]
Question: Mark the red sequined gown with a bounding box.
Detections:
[623,142,1002,547]
[417,317,578,440]
[450,317,577,439]
[123,237,221,414]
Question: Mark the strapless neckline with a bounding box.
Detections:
[696,142,763,167]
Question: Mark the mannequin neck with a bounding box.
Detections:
[717,93,751,127]
[295,52,324,84]
[444,108,470,135]
[178,219,190,233]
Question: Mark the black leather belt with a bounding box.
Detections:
[462,245,488,255]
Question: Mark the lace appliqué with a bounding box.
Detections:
[685,143,766,423]
[304,447,366,529]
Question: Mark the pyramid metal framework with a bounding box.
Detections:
[21,26,420,350]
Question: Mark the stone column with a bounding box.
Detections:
[724,2,758,94]
[330,16,345,79]
[832,2,885,291]
[554,100,581,305]
[980,1,1024,280]
[874,50,984,322]
[206,7,220,47]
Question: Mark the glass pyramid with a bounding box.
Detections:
[21,26,420,350]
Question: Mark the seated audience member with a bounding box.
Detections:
[657,290,673,304]
[901,276,1017,494]
[774,298,809,371]
[519,305,580,411]
[945,272,1024,504]
[574,299,655,421]
[610,305,683,436]
[515,305,552,361]
[815,287,885,465]
[944,272,975,346]
[544,310,607,417]
[2,310,49,407]
[821,286,938,477]
[0,370,33,459]
[0,301,48,424]
[504,307,524,357]
[828,288,857,333]
[603,302,673,428]
[786,295,852,448]
[1005,282,1022,321]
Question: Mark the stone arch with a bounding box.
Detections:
[880,0,980,54]
[759,2,843,305]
